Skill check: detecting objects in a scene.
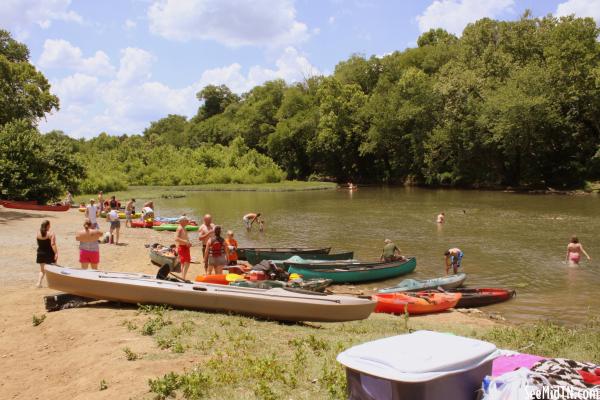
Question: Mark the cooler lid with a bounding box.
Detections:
[337,330,498,382]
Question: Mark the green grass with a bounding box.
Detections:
[127,305,600,400]
[74,181,337,203]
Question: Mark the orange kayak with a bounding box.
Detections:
[373,292,461,315]
[195,274,229,285]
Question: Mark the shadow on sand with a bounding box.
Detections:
[0,209,54,225]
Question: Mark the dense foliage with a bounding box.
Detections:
[2,14,600,201]
[170,14,600,188]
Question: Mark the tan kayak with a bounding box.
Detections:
[44,265,375,322]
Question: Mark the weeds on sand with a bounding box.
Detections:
[32,314,46,327]
[99,379,108,391]
[148,368,211,400]
[141,315,172,336]
[123,347,140,361]
[121,319,137,331]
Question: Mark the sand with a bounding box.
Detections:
[0,207,498,399]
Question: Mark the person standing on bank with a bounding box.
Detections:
[76,219,102,270]
[204,225,229,275]
[175,216,192,280]
[36,220,57,288]
[198,214,215,262]
[85,199,99,229]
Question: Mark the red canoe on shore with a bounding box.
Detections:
[0,200,70,212]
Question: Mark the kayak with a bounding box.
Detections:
[237,247,331,261]
[100,211,141,219]
[149,248,181,273]
[378,273,467,294]
[445,288,515,308]
[44,265,375,322]
[245,250,354,265]
[153,224,199,232]
[154,217,198,225]
[131,220,161,228]
[0,200,70,212]
[230,278,333,292]
[286,257,416,284]
[78,207,86,212]
[373,292,462,315]
[195,274,230,285]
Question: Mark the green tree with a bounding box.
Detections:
[0,120,84,202]
[195,84,240,120]
[143,114,188,147]
[0,30,59,126]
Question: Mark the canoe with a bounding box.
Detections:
[378,273,467,294]
[246,250,354,266]
[230,278,333,292]
[153,224,199,232]
[286,257,416,284]
[237,247,331,261]
[373,293,461,315]
[100,211,141,219]
[0,200,70,212]
[149,249,181,273]
[445,288,515,308]
[44,265,374,322]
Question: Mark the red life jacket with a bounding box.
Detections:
[209,238,224,257]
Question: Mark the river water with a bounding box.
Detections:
[155,187,600,325]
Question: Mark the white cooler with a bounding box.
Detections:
[337,330,499,400]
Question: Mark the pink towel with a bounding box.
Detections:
[492,353,546,376]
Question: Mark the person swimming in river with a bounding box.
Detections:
[444,248,463,275]
[566,236,591,266]
[437,212,445,224]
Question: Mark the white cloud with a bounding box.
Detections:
[0,0,82,38]
[51,73,99,104]
[124,19,137,29]
[116,47,155,84]
[416,0,514,35]
[556,0,600,23]
[147,0,309,47]
[38,39,115,76]
[40,46,319,137]
[328,16,336,24]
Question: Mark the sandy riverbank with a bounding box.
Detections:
[0,207,501,399]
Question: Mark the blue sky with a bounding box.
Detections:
[2,0,598,138]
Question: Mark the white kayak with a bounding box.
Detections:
[45,265,375,322]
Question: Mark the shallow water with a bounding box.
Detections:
[155,187,600,325]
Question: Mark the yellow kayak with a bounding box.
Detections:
[100,211,141,219]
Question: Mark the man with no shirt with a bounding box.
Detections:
[175,216,192,280]
[198,214,215,273]
[242,212,262,231]
[444,247,464,275]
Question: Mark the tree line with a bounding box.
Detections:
[1,13,600,202]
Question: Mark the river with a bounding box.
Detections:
[155,187,600,325]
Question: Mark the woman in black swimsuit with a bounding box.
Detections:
[36,220,58,288]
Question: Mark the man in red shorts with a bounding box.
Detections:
[175,216,192,280]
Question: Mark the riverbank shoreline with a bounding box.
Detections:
[1,207,598,399]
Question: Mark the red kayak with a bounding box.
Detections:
[0,200,70,212]
[373,292,461,315]
[131,220,162,228]
[404,288,515,308]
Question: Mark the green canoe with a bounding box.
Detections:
[378,273,467,293]
[236,247,331,261]
[152,224,199,232]
[286,257,416,284]
[246,250,354,266]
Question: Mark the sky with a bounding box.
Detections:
[2,0,599,138]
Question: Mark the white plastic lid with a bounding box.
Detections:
[337,330,498,382]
